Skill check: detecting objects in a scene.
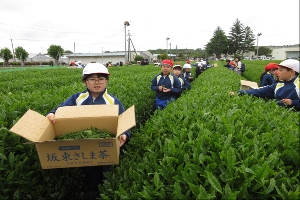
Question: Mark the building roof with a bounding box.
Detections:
[67,52,125,57]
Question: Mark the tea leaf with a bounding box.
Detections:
[207,172,223,194]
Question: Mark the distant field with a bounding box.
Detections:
[0,65,66,72]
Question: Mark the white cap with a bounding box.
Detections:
[82,63,109,76]
[78,61,82,63]
[183,63,191,69]
[278,59,299,73]
[172,64,182,70]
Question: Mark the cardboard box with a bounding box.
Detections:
[9,105,136,169]
[240,80,258,90]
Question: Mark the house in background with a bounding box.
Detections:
[66,51,153,65]
[30,53,53,63]
[152,54,177,62]
[242,44,299,60]
[268,44,299,60]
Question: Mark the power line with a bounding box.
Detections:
[0,22,122,34]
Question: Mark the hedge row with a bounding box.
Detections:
[0,64,299,199]
[100,66,299,199]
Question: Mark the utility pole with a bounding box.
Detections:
[74,42,76,62]
[256,33,262,59]
[124,21,130,64]
[176,45,177,60]
[186,47,187,60]
[102,47,104,64]
[169,43,171,56]
[10,37,16,62]
[166,37,170,58]
[127,30,131,62]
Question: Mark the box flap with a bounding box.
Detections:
[116,105,136,137]
[240,80,258,89]
[9,110,55,142]
[54,105,119,136]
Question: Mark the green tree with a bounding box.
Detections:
[134,55,143,62]
[160,53,168,60]
[241,26,255,56]
[15,46,29,66]
[64,50,73,54]
[0,47,13,66]
[228,18,245,55]
[205,26,229,57]
[157,54,162,60]
[47,45,64,65]
[257,46,272,56]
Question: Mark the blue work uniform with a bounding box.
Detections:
[151,73,181,109]
[176,76,191,99]
[238,77,300,111]
[181,72,194,83]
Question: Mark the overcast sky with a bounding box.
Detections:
[0,0,299,54]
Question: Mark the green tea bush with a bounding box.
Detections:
[0,65,298,199]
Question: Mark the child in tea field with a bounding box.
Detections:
[172,64,191,99]
[68,61,77,68]
[46,62,130,198]
[229,61,236,71]
[260,62,278,86]
[151,59,181,109]
[234,56,242,75]
[230,59,300,111]
[182,63,194,83]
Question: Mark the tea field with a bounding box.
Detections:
[0,61,299,199]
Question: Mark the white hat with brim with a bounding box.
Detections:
[172,64,182,70]
[183,64,191,69]
[82,63,109,76]
[278,59,299,73]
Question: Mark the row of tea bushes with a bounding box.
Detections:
[100,66,299,199]
[1,64,298,199]
[0,66,162,199]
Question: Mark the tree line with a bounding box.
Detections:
[149,18,272,59]
[0,45,64,66]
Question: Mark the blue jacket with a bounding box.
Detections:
[48,88,130,138]
[260,72,275,86]
[238,77,300,111]
[151,73,181,100]
[181,72,194,83]
[176,76,191,99]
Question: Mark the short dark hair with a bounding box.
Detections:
[82,73,109,82]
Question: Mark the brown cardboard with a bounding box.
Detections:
[240,80,258,90]
[9,105,136,169]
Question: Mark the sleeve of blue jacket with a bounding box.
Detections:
[238,84,276,99]
[151,75,159,91]
[170,76,182,94]
[182,78,191,90]
[291,99,300,111]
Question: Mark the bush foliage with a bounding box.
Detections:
[0,62,299,199]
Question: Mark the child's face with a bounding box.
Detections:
[277,66,294,81]
[84,74,108,94]
[161,64,172,75]
[184,68,191,72]
[172,68,181,76]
